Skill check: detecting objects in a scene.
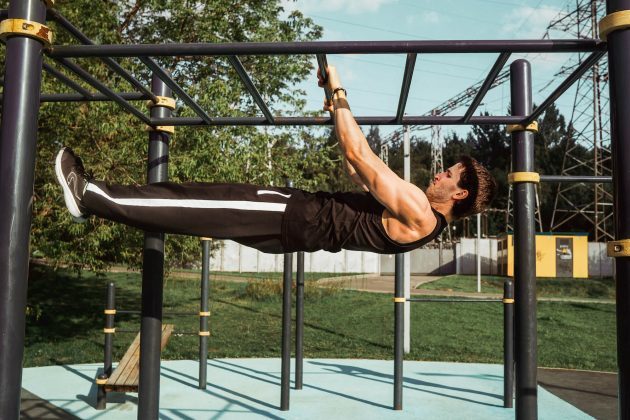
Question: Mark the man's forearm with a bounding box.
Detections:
[332,95,371,167]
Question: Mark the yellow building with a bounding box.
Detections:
[497,233,589,278]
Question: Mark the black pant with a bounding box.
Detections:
[83,180,295,253]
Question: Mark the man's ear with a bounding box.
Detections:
[453,189,468,201]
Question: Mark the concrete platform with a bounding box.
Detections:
[21,359,592,419]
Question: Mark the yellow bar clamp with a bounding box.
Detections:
[201,237,212,241]
[199,311,210,317]
[103,328,116,334]
[508,172,540,184]
[147,96,176,110]
[0,19,53,46]
[104,309,116,315]
[392,297,406,303]
[599,10,630,41]
[607,239,630,257]
[146,125,175,135]
[199,331,210,337]
[502,298,515,304]
[506,121,538,134]
[95,377,108,385]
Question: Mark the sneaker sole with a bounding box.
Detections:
[55,149,87,223]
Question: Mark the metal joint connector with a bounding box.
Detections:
[506,121,538,134]
[0,19,53,46]
[607,239,630,257]
[198,331,210,337]
[392,297,406,303]
[146,125,175,134]
[147,96,176,110]
[599,10,630,41]
[199,311,210,317]
[104,309,116,315]
[103,328,116,334]
[95,377,108,385]
[502,298,515,304]
[508,172,540,184]
[201,237,212,241]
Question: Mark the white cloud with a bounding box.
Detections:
[282,0,398,15]
[500,6,561,39]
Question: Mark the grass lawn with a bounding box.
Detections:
[420,274,616,299]
[24,266,616,372]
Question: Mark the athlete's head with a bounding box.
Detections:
[425,155,497,220]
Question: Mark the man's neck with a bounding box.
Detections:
[429,202,453,223]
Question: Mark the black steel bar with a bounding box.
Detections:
[295,251,305,390]
[46,9,157,102]
[51,57,151,124]
[393,253,404,410]
[606,1,630,417]
[463,52,511,122]
[511,59,538,420]
[42,62,94,99]
[280,235,293,410]
[97,282,116,410]
[504,279,514,409]
[115,310,201,316]
[227,55,274,123]
[525,50,606,124]
[407,298,501,303]
[0,9,7,20]
[48,39,604,58]
[11,92,150,102]
[316,54,332,104]
[540,175,612,183]
[138,57,214,124]
[0,0,46,416]
[199,238,211,389]
[396,53,417,124]
[150,115,531,127]
[138,75,172,419]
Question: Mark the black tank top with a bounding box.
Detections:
[281,189,447,254]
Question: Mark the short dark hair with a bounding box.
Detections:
[451,155,497,220]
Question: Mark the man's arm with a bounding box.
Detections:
[319,67,433,230]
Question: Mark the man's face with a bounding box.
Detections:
[426,162,468,203]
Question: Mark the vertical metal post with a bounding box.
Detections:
[393,253,404,410]
[295,251,305,390]
[0,0,47,416]
[504,279,514,408]
[199,238,211,389]
[476,213,482,293]
[138,74,172,419]
[605,1,630,417]
[403,125,411,354]
[510,59,538,420]
[280,180,293,410]
[97,282,116,410]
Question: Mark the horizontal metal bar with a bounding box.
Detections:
[36,92,150,102]
[463,52,511,123]
[151,115,529,126]
[396,53,417,124]
[51,57,150,124]
[227,55,274,123]
[117,310,199,316]
[139,57,214,124]
[46,9,158,103]
[540,175,612,183]
[42,62,94,99]
[407,298,502,303]
[526,50,606,124]
[48,39,605,58]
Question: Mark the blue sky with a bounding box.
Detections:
[280,0,592,140]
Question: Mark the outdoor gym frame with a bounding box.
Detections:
[0,0,629,419]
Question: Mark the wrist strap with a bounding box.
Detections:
[332,87,347,98]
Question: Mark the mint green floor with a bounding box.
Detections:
[22,359,592,419]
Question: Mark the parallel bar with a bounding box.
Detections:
[150,115,530,127]
[42,62,94,99]
[407,298,501,303]
[0,0,47,416]
[316,54,333,105]
[504,279,515,409]
[396,53,417,124]
[46,9,157,102]
[227,55,274,123]
[38,92,150,102]
[138,74,172,419]
[280,248,293,410]
[51,57,151,124]
[199,239,211,389]
[540,175,612,183]
[605,0,630,417]
[463,52,511,122]
[511,59,538,420]
[393,253,404,410]
[48,39,604,58]
[525,50,606,124]
[295,251,305,390]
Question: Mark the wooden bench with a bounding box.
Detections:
[104,324,174,393]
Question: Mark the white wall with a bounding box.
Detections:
[456,238,498,275]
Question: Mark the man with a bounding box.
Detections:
[55,66,496,254]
